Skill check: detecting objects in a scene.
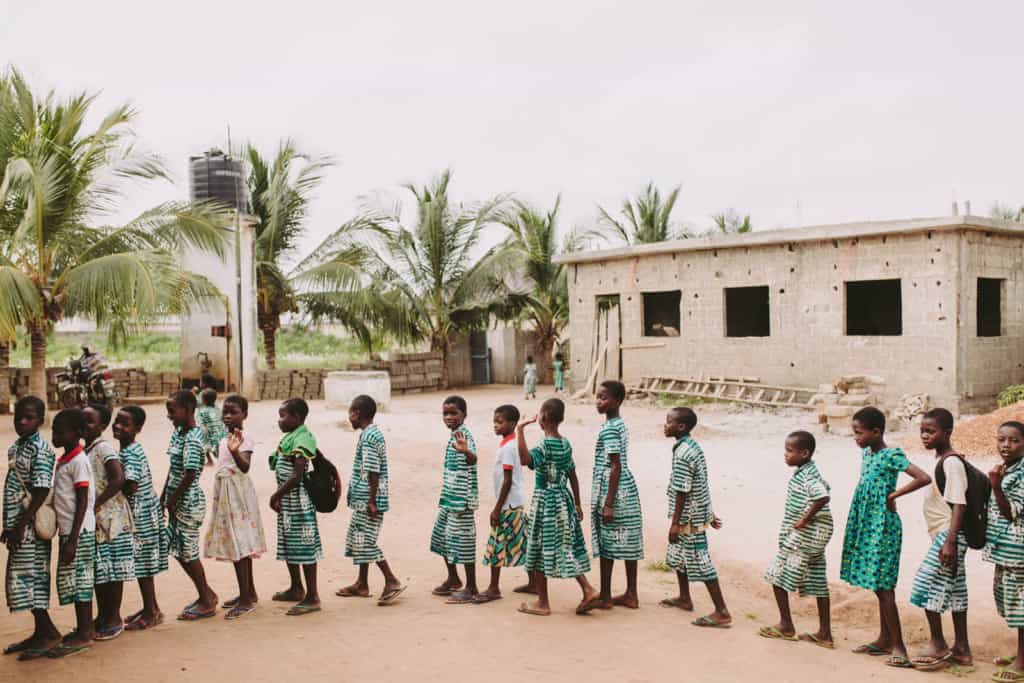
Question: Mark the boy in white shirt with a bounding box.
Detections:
[476,404,532,603]
[910,408,972,671]
[50,409,97,657]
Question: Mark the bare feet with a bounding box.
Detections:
[575,591,604,615]
[612,592,639,609]
[659,596,694,610]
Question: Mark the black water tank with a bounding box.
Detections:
[189,150,249,212]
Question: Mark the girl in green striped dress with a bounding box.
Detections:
[269,398,322,616]
[516,399,599,616]
[114,406,167,631]
[591,380,643,609]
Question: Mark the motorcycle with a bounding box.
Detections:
[56,346,118,409]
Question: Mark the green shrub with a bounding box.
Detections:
[998,385,1024,408]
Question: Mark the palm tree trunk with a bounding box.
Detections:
[28,320,48,401]
[537,334,555,385]
[261,323,278,370]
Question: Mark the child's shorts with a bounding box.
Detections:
[57,531,96,605]
[666,531,718,582]
[430,508,476,565]
[5,533,52,612]
[764,521,833,598]
[345,509,385,565]
[482,507,527,568]
[910,529,968,613]
[995,565,1024,628]
[168,513,204,563]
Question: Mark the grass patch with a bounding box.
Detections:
[646,560,673,572]
[8,331,181,372]
[260,326,371,370]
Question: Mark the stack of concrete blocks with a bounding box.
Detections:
[289,369,327,401]
[257,369,294,401]
[354,352,443,395]
[813,375,886,436]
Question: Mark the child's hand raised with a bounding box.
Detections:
[227,429,244,455]
[711,516,723,530]
[453,431,471,454]
[519,415,539,429]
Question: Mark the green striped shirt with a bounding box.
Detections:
[120,442,158,512]
[667,435,714,528]
[3,432,55,531]
[592,417,628,507]
[348,424,389,512]
[530,436,575,489]
[438,427,478,511]
[164,426,205,517]
[987,458,1024,567]
[196,405,227,451]
[779,461,832,543]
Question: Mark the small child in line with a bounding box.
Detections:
[477,404,530,603]
[115,406,168,631]
[2,397,60,661]
[987,421,1024,681]
[909,408,972,671]
[430,395,481,603]
[269,398,322,616]
[661,407,730,627]
[85,402,134,641]
[197,387,226,467]
[337,395,405,605]
[552,353,566,394]
[163,390,219,620]
[592,380,643,609]
[517,399,598,616]
[203,395,267,620]
[51,409,97,657]
[760,430,832,646]
[841,406,931,669]
[523,356,538,400]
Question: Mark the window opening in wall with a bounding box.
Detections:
[978,278,1003,337]
[642,291,681,337]
[724,286,770,337]
[846,279,902,335]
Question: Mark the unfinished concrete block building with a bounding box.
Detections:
[557,216,1024,414]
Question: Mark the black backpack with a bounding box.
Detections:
[303,449,342,514]
[935,453,991,550]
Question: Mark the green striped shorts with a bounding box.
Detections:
[910,529,967,613]
[430,508,476,565]
[666,531,718,582]
[995,565,1024,628]
[763,528,832,598]
[95,531,136,584]
[57,531,96,605]
[345,509,385,565]
[5,533,51,612]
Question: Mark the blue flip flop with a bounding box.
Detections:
[93,623,124,641]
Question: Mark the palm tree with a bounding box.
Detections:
[0,67,228,400]
[596,182,687,244]
[710,209,753,234]
[991,202,1023,222]
[246,140,367,368]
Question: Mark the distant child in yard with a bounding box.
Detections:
[552,353,566,394]
[337,395,405,605]
[269,398,323,616]
[909,408,972,671]
[841,406,931,669]
[114,406,168,631]
[523,357,538,400]
[50,409,97,657]
[517,399,599,616]
[2,397,60,661]
[477,404,530,603]
[197,388,226,467]
[430,395,481,603]
[661,407,730,627]
[163,390,219,620]
[592,380,644,609]
[760,430,832,647]
[85,403,134,641]
[986,421,1024,681]
[203,395,267,620]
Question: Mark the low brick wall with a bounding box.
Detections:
[256,369,334,402]
[347,351,443,394]
[6,367,182,410]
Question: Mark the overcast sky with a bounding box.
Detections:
[3,0,1022,254]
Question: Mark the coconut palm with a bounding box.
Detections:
[710,209,753,234]
[246,140,367,368]
[597,182,688,244]
[0,67,228,400]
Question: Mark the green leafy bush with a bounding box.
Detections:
[998,385,1024,408]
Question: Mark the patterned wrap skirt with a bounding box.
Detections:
[204,470,267,562]
[482,507,527,568]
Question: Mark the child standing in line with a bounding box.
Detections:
[661,407,731,627]
[85,403,134,641]
[523,357,538,400]
[591,380,643,609]
[50,409,97,658]
[552,353,566,394]
[337,395,405,605]
[760,430,832,646]
[269,398,322,616]
[516,399,599,616]
[114,406,167,631]
[203,395,267,620]
[162,390,219,620]
[2,397,60,661]
[841,406,931,669]
[197,388,226,468]
[986,421,1024,681]
[477,404,529,603]
[430,395,481,603]
[909,408,972,671]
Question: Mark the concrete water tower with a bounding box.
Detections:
[180,149,259,397]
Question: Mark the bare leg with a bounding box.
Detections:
[772,586,795,636]
[6,608,61,652]
[246,558,258,603]
[701,579,731,624]
[234,558,255,609]
[662,569,694,609]
[877,589,907,659]
[434,561,462,593]
[339,564,372,596]
[575,574,600,613]
[1013,628,1024,673]
[63,601,95,646]
[598,557,614,607]
[481,566,503,598]
[180,558,218,611]
[950,610,971,662]
[298,563,320,607]
[612,560,639,608]
[520,574,551,615]
[93,583,108,630]
[102,581,123,629]
[915,610,949,660]
[376,560,402,593]
[131,576,162,622]
[815,597,833,643]
[514,571,538,594]
[276,563,306,601]
[463,563,479,595]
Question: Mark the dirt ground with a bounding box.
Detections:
[0,385,1013,681]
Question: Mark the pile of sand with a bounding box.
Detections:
[952,402,1024,457]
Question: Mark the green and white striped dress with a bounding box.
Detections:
[274,427,323,565]
[90,439,135,583]
[197,405,227,456]
[524,437,590,578]
[985,458,1024,626]
[120,442,168,578]
[4,432,55,613]
[591,417,643,560]
[665,435,718,581]
[164,427,206,562]
[430,427,479,564]
[345,424,389,565]
[763,461,833,598]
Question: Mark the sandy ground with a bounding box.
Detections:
[0,385,1013,682]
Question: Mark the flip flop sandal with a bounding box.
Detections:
[913,652,954,672]
[758,626,797,641]
[46,643,91,659]
[431,586,457,596]
[575,595,604,615]
[885,655,914,669]
[692,615,732,629]
[993,671,1024,682]
[853,643,891,656]
[124,613,164,631]
[93,623,124,641]
[659,598,694,610]
[16,648,52,661]
[798,633,835,650]
[225,605,256,620]
[518,603,551,616]
[445,591,478,604]
[378,585,407,605]
[285,604,322,616]
[335,587,371,598]
[177,606,216,621]
[472,593,502,604]
[222,597,240,608]
[3,639,33,655]
[997,657,1017,667]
